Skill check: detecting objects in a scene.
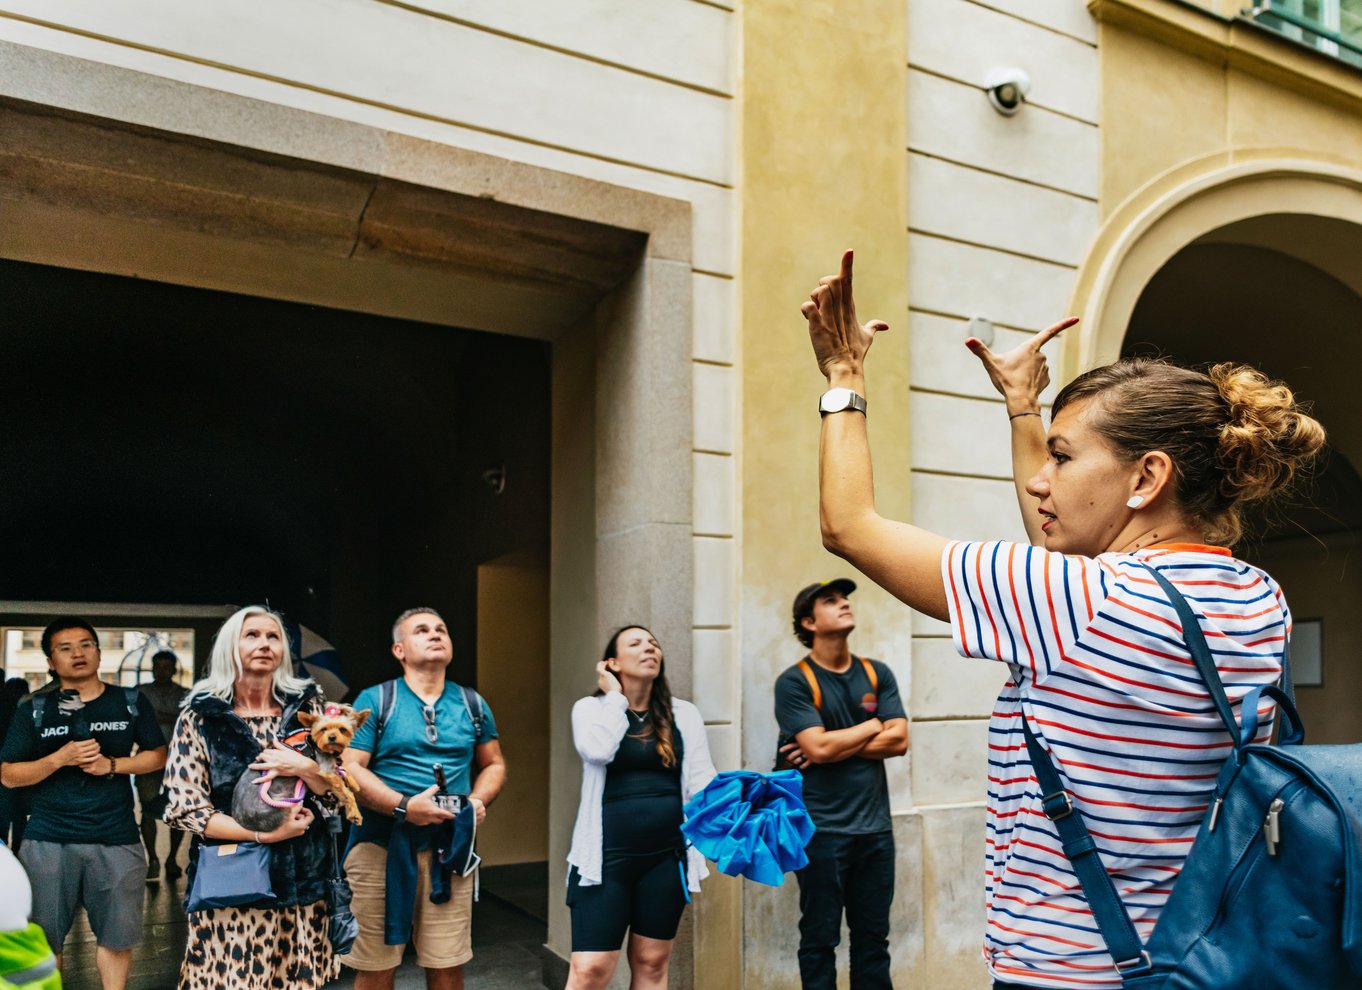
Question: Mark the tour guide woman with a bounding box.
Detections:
[565,626,717,990]
[800,251,1324,989]
[163,606,339,990]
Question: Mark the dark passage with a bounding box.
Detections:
[1,259,555,987]
[0,258,550,686]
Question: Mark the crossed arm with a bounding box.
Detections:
[793,717,908,766]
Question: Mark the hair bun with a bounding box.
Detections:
[1209,363,1327,505]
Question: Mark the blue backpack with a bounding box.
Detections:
[1025,566,1362,988]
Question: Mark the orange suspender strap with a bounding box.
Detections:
[861,656,878,693]
[797,658,822,710]
[798,656,878,712]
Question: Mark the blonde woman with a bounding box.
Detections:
[163,606,337,990]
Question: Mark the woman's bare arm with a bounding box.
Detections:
[803,250,951,620]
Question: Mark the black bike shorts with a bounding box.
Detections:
[567,850,688,952]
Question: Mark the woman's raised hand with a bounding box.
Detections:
[801,250,890,382]
[595,661,622,696]
[965,317,1078,415]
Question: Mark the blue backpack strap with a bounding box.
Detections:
[460,685,484,741]
[1143,565,1239,740]
[1016,563,1239,982]
[372,679,398,753]
[1022,718,1152,979]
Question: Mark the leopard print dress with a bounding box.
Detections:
[164,709,341,990]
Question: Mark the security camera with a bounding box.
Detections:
[985,68,1031,116]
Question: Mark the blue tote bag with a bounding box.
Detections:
[185,840,275,913]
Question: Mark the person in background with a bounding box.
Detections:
[342,607,506,990]
[0,618,166,990]
[137,650,188,883]
[0,678,22,849]
[775,580,908,990]
[565,625,717,990]
[0,676,25,849]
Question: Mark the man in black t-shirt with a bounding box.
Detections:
[775,579,907,990]
[0,617,166,990]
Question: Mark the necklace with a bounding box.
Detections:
[234,704,280,717]
[627,708,650,727]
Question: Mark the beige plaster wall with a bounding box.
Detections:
[476,555,550,866]
[904,3,1099,984]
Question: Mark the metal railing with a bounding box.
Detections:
[1244,0,1362,69]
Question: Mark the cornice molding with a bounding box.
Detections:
[1089,0,1362,114]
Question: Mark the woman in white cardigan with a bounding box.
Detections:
[566,625,716,990]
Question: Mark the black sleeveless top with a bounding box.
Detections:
[602,716,685,854]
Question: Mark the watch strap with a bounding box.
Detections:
[819,388,868,416]
[394,794,411,819]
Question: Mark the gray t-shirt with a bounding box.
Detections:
[774,656,905,834]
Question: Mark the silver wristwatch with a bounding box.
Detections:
[819,387,868,417]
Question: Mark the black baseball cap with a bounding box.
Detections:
[791,578,858,623]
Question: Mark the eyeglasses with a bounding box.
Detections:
[53,639,99,656]
[422,705,439,744]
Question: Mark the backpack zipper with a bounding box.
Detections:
[1206,780,1307,940]
[1263,797,1284,857]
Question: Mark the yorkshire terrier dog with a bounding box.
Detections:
[232,703,371,832]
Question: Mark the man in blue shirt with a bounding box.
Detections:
[342,607,506,990]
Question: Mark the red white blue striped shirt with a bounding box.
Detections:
[941,542,1287,988]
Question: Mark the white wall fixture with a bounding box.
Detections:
[966,315,995,348]
[984,67,1031,116]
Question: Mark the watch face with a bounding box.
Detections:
[820,388,853,413]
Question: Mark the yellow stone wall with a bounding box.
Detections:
[737,0,914,985]
[1092,0,1362,218]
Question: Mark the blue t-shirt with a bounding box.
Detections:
[350,679,497,797]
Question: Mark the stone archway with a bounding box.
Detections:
[1065,154,1362,380]
[1067,156,1362,745]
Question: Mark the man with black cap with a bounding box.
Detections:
[775,579,907,990]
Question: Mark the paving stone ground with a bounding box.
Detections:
[59,850,550,990]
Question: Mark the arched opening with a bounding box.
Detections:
[1123,213,1362,743]
[0,256,557,986]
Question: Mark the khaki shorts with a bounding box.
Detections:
[342,841,474,971]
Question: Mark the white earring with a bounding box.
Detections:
[1126,495,1145,509]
